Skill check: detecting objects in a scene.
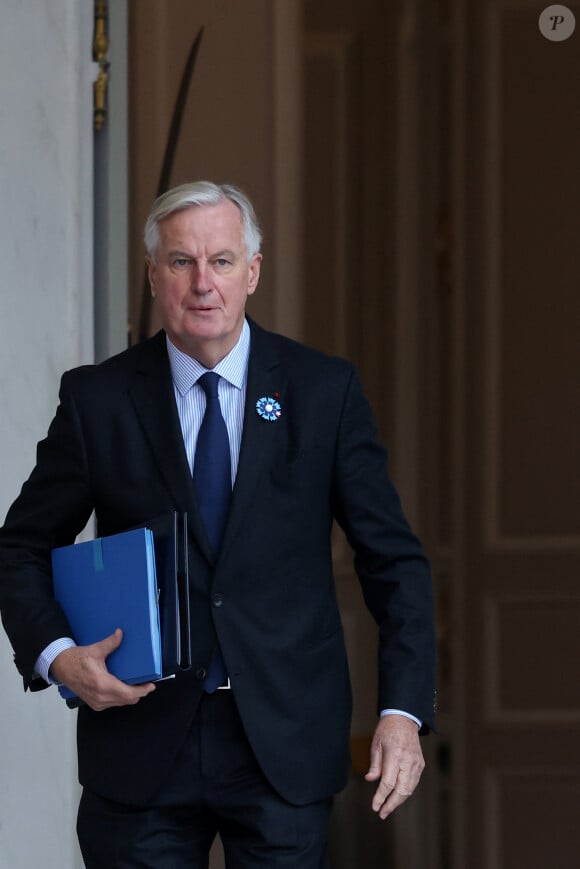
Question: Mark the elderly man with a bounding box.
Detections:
[0,181,435,868]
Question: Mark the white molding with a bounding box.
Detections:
[94,0,129,361]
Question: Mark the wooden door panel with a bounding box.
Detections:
[486,771,580,869]
[455,1,580,865]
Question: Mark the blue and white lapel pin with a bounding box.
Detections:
[256,393,282,422]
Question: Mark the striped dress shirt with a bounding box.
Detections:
[166,317,250,482]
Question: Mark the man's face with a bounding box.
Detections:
[147,200,261,367]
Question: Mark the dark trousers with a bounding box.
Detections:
[77,691,332,868]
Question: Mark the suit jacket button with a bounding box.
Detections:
[212,593,224,607]
[195,667,207,680]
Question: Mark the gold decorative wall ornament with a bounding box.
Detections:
[93,0,109,131]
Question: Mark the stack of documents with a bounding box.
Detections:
[51,512,190,702]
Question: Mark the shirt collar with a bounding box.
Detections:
[166,319,251,396]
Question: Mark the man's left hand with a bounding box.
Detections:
[364,714,425,819]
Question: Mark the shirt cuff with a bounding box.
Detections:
[380,708,422,729]
[34,638,77,685]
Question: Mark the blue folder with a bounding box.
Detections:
[52,527,163,700]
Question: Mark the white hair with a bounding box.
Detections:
[144,181,262,262]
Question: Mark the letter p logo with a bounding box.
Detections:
[539,5,576,41]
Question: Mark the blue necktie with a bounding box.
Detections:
[193,372,231,692]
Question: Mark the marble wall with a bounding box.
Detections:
[0,1,93,866]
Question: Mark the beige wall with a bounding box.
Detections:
[0,2,93,866]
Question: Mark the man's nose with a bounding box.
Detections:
[191,262,210,292]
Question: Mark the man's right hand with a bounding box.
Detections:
[49,628,156,711]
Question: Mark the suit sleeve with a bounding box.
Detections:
[0,371,94,688]
[330,366,436,732]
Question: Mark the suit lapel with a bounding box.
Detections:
[219,323,286,560]
[126,333,212,562]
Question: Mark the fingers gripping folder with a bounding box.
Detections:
[51,512,191,706]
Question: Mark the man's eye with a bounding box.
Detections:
[215,258,230,267]
[174,258,190,267]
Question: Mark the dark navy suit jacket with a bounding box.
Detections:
[0,319,435,806]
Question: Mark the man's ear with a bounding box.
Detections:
[145,256,157,297]
[247,253,262,296]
